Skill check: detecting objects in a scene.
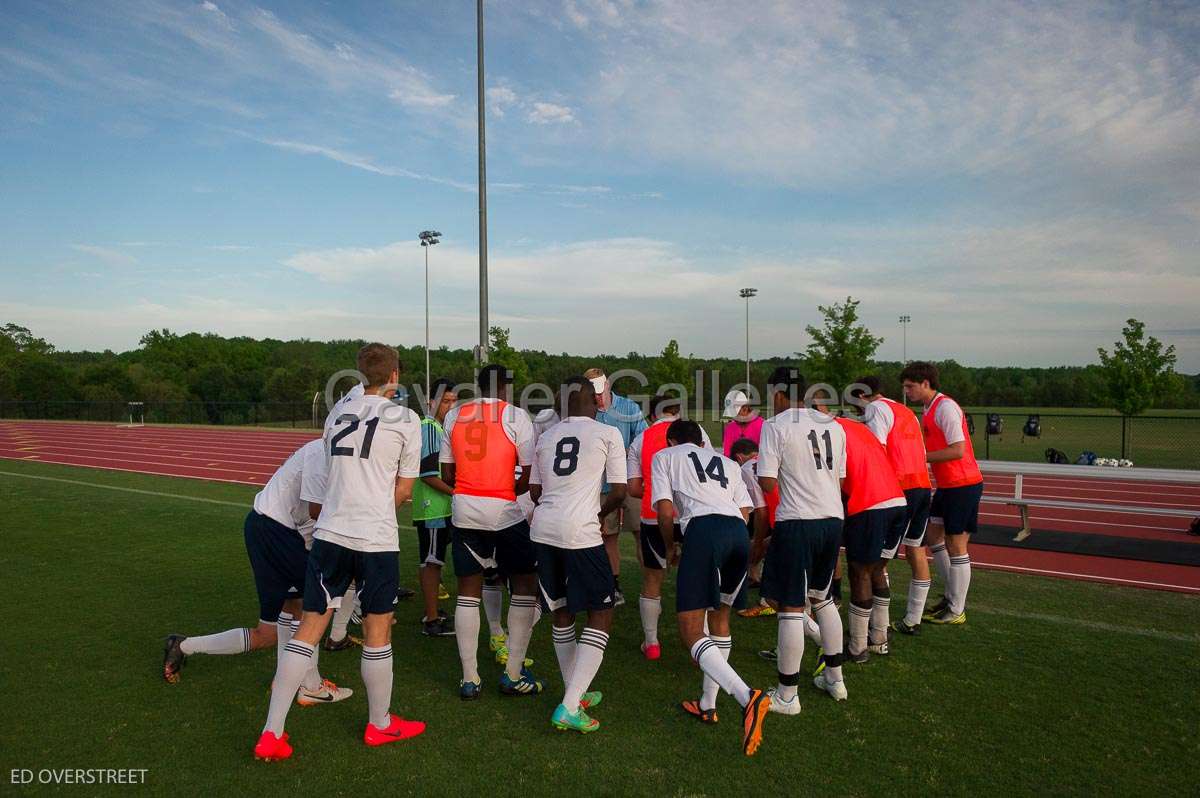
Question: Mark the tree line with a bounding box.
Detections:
[1,309,1196,415]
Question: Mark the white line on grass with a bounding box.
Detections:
[0,469,418,531]
[970,604,1200,644]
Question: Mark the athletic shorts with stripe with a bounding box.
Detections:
[761,517,842,606]
[303,538,399,615]
[243,510,308,623]
[675,514,749,613]
[901,487,932,546]
[930,481,984,536]
[843,505,907,564]
[452,520,538,578]
[535,543,615,614]
[639,522,671,570]
[415,519,451,567]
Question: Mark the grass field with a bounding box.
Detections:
[2,458,1199,797]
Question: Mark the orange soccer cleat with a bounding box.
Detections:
[253,731,293,762]
[363,714,426,747]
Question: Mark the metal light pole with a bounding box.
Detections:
[419,230,441,402]
[739,288,757,388]
[476,0,489,366]
[899,315,911,362]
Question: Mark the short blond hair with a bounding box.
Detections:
[583,367,606,379]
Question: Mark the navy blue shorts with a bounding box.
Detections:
[639,522,670,570]
[761,518,842,606]
[243,511,307,623]
[931,482,984,536]
[901,488,932,546]
[843,505,907,564]
[416,520,451,567]
[535,542,615,614]
[452,521,537,578]
[676,514,749,613]
[303,538,399,616]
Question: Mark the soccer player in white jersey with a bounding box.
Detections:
[626,394,713,660]
[529,377,627,733]
[441,364,543,699]
[651,419,771,756]
[163,439,349,707]
[756,367,849,709]
[253,344,425,761]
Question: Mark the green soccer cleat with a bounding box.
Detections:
[580,691,602,710]
[811,647,826,677]
[551,704,599,733]
[922,596,949,621]
[927,608,966,625]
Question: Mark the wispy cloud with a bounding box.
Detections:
[69,244,137,267]
[527,101,576,125]
[250,135,476,192]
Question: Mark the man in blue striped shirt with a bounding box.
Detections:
[585,367,648,607]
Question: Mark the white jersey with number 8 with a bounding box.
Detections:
[650,443,752,532]
[530,416,627,549]
[314,393,422,553]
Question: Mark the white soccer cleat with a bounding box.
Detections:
[296,678,354,706]
[813,672,848,701]
[766,687,801,716]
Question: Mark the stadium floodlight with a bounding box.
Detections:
[419,231,442,402]
[739,288,758,389]
[899,315,911,362]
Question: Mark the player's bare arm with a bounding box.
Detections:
[394,476,416,505]
[308,501,322,520]
[626,476,644,498]
[926,441,966,463]
[599,483,627,519]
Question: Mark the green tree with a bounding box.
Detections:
[800,297,883,391]
[488,326,531,387]
[652,339,692,389]
[1097,318,1180,416]
[1,323,54,356]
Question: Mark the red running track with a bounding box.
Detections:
[2,420,1198,594]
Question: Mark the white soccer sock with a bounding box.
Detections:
[700,635,732,711]
[504,595,538,681]
[361,644,393,729]
[949,554,972,614]
[563,628,608,712]
[263,639,314,736]
[552,624,577,682]
[455,595,482,684]
[803,613,822,644]
[482,584,505,637]
[691,637,751,707]
[275,613,294,662]
[300,640,323,692]
[931,543,952,592]
[329,584,356,641]
[905,578,932,626]
[848,601,871,655]
[639,595,661,646]
[180,627,250,656]
[775,614,804,702]
[813,599,844,683]
[869,592,890,644]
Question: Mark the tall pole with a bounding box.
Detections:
[476,0,489,366]
[424,243,430,400]
[899,315,911,362]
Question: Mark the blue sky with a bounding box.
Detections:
[1,0,1198,369]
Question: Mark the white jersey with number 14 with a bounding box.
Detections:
[650,443,752,532]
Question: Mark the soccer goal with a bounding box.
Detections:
[120,401,145,428]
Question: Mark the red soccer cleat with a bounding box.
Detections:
[253,731,292,761]
[641,642,661,661]
[363,714,426,747]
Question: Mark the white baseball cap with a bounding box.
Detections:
[723,389,750,418]
[589,375,608,395]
